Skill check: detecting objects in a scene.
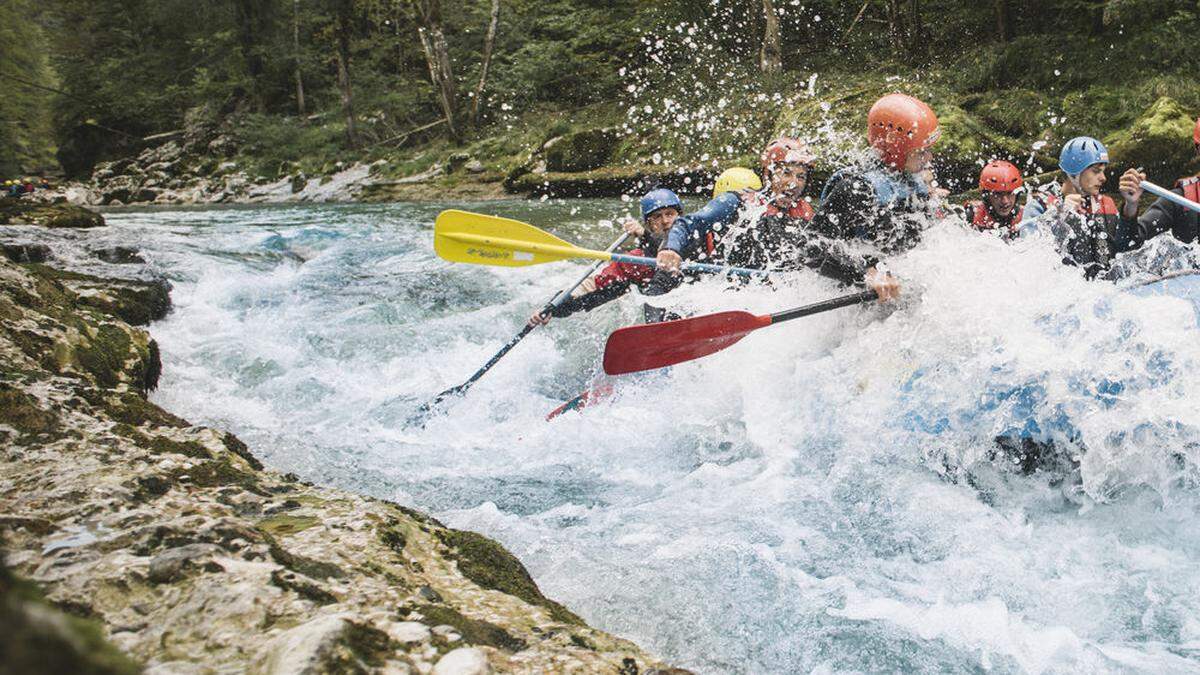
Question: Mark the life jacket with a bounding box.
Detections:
[965,200,1023,232]
[703,191,813,255]
[592,237,659,290]
[1030,192,1127,277]
[1179,176,1200,204]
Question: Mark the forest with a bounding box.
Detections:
[2,0,1198,191]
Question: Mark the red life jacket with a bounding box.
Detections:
[965,200,1023,231]
[592,247,656,290]
[1179,176,1200,204]
[705,192,814,254]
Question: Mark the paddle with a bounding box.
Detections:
[603,290,879,375]
[434,209,769,278]
[412,230,632,422]
[1141,180,1200,214]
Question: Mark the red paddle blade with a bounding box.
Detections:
[603,311,772,375]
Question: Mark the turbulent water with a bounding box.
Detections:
[53,201,1200,672]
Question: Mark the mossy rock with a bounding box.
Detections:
[0,201,104,229]
[0,385,58,438]
[545,128,620,173]
[1105,96,1198,181]
[1,553,141,675]
[412,603,527,652]
[75,324,132,389]
[436,528,582,625]
[101,390,188,428]
[258,514,320,537]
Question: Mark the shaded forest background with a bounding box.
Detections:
[2,0,1198,191]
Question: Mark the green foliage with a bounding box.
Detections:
[0,0,57,175]
[11,0,1199,182]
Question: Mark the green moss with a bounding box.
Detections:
[262,532,346,580]
[75,323,132,389]
[411,603,527,652]
[173,457,263,493]
[0,386,57,437]
[1106,96,1198,179]
[104,391,189,428]
[258,515,320,536]
[270,569,336,605]
[221,431,263,470]
[377,521,407,555]
[436,528,582,625]
[146,435,211,459]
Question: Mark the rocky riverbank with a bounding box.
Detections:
[0,206,678,673]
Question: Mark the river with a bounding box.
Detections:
[75,201,1200,672]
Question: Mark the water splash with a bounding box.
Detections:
[76,201,1200,673]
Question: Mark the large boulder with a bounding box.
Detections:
[1105,96,1199,180]
[544,128,620,173]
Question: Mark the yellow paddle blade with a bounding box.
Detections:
[434,210,609,267]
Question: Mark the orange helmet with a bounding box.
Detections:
[761,137,816,178]
[978,160,1023,193]
[867,93,940,171]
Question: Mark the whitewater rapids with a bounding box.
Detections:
[72,201,1200,673]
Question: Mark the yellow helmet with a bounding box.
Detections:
[713,167,762,198]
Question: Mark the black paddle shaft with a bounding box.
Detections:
[422,231,632,410]
[768,290,879,325]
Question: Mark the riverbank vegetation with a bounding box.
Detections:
[3,0,1198,194]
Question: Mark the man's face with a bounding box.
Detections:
[1077,163,1107,196]
[904,147,933,174]
[768,162,808,206]
[984,190,1017,216]
[645,207,681,236]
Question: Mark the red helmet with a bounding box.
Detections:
[867,93,940,171]
[978,160,1023,193]
[761,137,816,177]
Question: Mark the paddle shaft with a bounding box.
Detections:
[440,231,767,277]
[1141,180,1200,215]
[767,289,879,325]
[429,232,631,404]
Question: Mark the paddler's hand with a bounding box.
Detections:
[1119,168,1146,216]
[621,216,645,238]
[864,266,901,302]
[528,309,552,327]
[1063,193,1085,213]
[656,249,683,274]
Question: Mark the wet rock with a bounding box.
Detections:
[389,621,431,644]
[1,243,50,263]
[465,159,486,174]
[447,153,471,173]
[147,543,224,583]
[0,201,104,229]
[254,615,391,675]
[92,246,145,265]
[433,647,490,675]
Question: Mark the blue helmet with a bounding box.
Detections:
[640,188,682,221]
[1058,136,1109,177]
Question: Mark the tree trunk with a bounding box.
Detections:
[469,0,500,126]
[293,0,306,115]
[333,0,357,146]
[233,0,271,113]
[994,0,1015,41]
[759,0,783,74]
[907,0,926,58]
[415,0,461,143]
[885,0,908,56]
